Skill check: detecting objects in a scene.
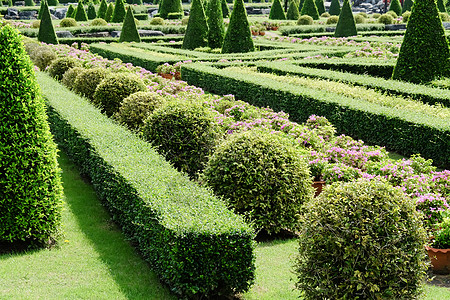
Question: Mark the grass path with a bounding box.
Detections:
[1,150,449,299]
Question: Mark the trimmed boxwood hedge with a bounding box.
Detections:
[181,63,450,168]
[37,72,256,299]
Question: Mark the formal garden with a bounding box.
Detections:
[1,0,450,298]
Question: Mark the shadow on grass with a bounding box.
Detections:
[57,149,174,299]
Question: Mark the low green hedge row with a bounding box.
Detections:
[257,61,450,107]
[59,35,184,46]
[37,72,256,298]
[280,23,386,36]
[181,63,449,168]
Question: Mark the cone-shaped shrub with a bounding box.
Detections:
[182,0,208,49]
[221,0,254,53]
[402,0,414,13]
[334,0,357,37]
[315,0,325,15]
[299,0,305,11]
[38,0,45,19]
[105,3,114,22]
[87,2,97,20]
[0,25,63,247]
[207,0,225,49]
[112,0,126,22]
[328,0,341,15]
[133,0,143,4]
[392,0,450,83]
[74,1,88,21]
[66,4,75,18]
[300,0,319,20]
[158,0,183,19]
[97,0,107,19]
[119,6,141,42]
[47,0,58,5]
[38,0,58,44]
[269,0,286,19]
[222,0,229,17]
[437,0,447,12]
[389,0,403,16]
[286,0,300,20]
[25,0,35,6]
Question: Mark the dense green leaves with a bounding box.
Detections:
[182,0,208,49]
[300,0,319,20]
[97,0,107,19]
[111,0,126,22]
[286,0,300,20]
[206,0,225,49]
[74,1,88,21]
[334,0,357,37]
[119,6,141,43]
[38,0,58,44]
[269,0,286,20]
[221,0,254,53]
[158,0,183,19]
[389,0,403,16]
[328,0,341,15]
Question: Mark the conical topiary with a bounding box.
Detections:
[182,0,208,49]
[389,0,403,16]
[299,0,305,11]
[437,0,447,12]
[47,0,59,5]
[38,0,58,44]
[87,2,97,20]
[207,0,225,49]
[105,2,114,22]
[222,0,229,17]
[315,0,325,15]
[328,0,341,15]
[286,0,300,20]
[392,0,450,83]
[66,4,75,18]
[221,0,254,53]
[133,0,143,4]
[119,6,141,42]
[269,0,287,20]
[74,1,88,21]
[112,0,126,22]
[38,0,45,19]
[334,0,357,37]
[97,0,107,19]
[0,25,63,247]
[402,0,414,13]
[300,0,319,20]
[158,0,183,19]
[25,0,35,6]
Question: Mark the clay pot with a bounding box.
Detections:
[312,181,325,197]
[158,73,173,80]
[426,246,450,275]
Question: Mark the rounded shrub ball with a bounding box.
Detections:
[47,57,82,81]
[296,178,428,299]
[90,18,108,26]
[31,20,41,28]
[402,11,411,23]
[326,16,339,24]
[33,46,57,71]
[93,72,146,117]
[297,15,314,25]
[202,129,314,234]
[142,99,220,178]
[372,13,381,18]
[62,66,85,90]
[73,67,110,101]
[181,16,189,25]
[116,91,167,130]
[150,17,165,25]
[60,17,78,27]
[354,14,366,24]
[378,13,394,24]
[320,12,330,18]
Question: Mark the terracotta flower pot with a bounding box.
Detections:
[426,246,450,275]
[312,180,325,197]
[158,73,173,80]
[174,71,181,80]
[259,31,266,36]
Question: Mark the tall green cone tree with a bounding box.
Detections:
[437,0,447,12]
[8,0,12,7]
[112,0,126,22]
[402,0,414,13]
[38,0,58,44]
[87,2,97,20]
[97,0,108,19]
[328,0,341,15]
[66,4,75,18]
[182,0,208,49]
[269,0,287,19]
[315,0,325,15]
[221,0,254,53]
[0,25,63,246]
[286,0,300,20]
[392,0,450,83]
[299,0,305,11]
[389,0,403,16]
[25,0,35,6]
[74,1,88,21]
[38,0,45,19]
[334,0,357,37]
[47,0,59,5]
[300,0,319,20]
[158,0,183,19]
[119,6,141,42]
[105,3,114,22]
[206,0,225,49]
[133,0,143,4]
[222,0,229,17]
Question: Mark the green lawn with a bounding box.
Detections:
[0,150,449,299]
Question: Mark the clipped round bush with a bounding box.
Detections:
[297,15,314,25]
[439,12,450,21]
[386,10,398,18]
[61,66,85,90]
[90,18,107,26]
[73,67,109,100]
[116,91,166,130]
[150,16,165,25]
[31,20,40,28]
[202,129,314,234]
[181,16,189,25]
[33,46,57,71]
[59,17,78,27]
[372,13,381,18]
[357,12,368,18]
[354,14,366,24]
[378,13,394,24]
[296,178,428,299]
[326,15,339,24]
[320,12,330,18]
[402,11,411,22]
[47,56,82,81]
[93,72,146,117]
